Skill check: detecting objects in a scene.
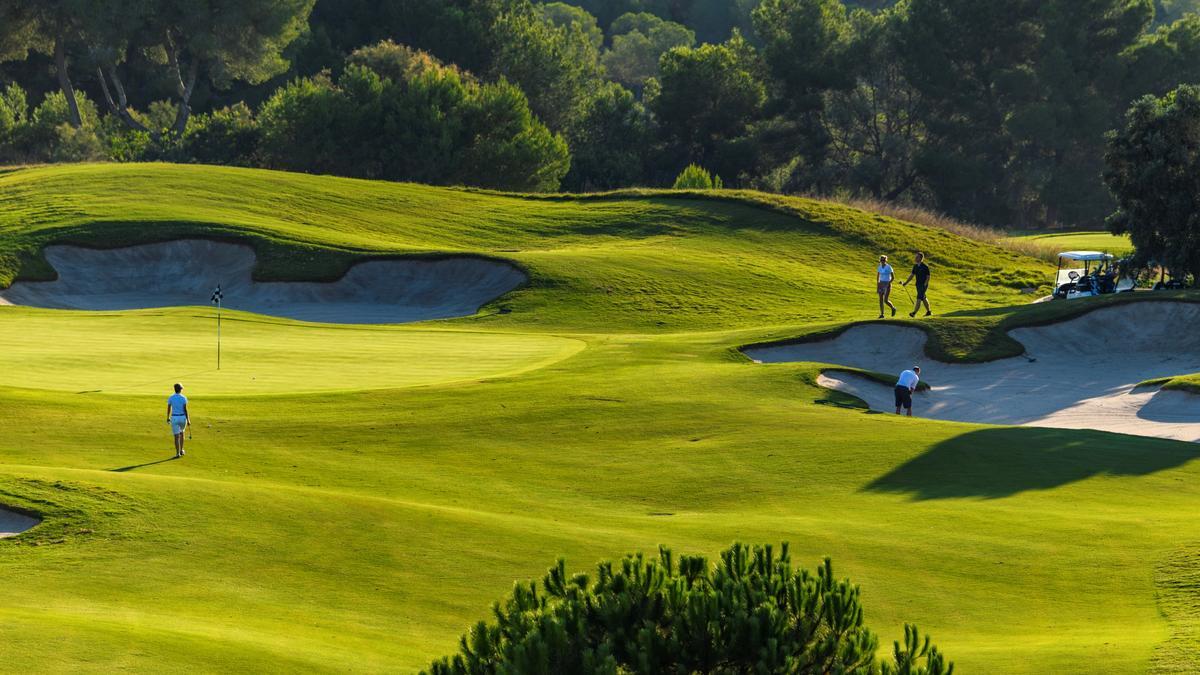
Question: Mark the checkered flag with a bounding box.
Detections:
[211,285,224,304]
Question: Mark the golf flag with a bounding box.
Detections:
[211,285,223,370]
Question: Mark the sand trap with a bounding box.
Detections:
[745,302,1200,442]
[0,507,39,538]
[0,240,527,324]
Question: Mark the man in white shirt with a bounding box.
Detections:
[895,366,921,416]
[877,255,897,319]
[166,383,190,458]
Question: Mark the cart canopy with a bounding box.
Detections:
[1058,251,1113,262]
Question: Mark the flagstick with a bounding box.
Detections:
[217,297,222,371]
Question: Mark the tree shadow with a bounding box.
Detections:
[110,456,179,472]
[864,427,1200,500]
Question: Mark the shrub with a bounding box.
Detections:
[183,103,261,166]
[426,542,953,675]
[258,43,571,192]
[673,163,723,189]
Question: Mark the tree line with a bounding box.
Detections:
[4,0,1200,227]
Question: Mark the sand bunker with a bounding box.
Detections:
[0,240,527,324]
[0,507,38,538]
[745,302,1200,442]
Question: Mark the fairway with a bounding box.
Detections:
[1,165,1198,674]
[1004,230,1134,256]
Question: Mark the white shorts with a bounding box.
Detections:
[170,416,188,435]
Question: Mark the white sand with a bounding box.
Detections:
[745,302,1200,442]
[0,240,527,324]
[0,507,38,538]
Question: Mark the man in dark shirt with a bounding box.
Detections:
[902,251,932,317]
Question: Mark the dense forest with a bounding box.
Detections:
[4,0,1200,228]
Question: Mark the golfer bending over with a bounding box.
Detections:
[902,251,932,317]
[877,255,897,319]
[166,383,190,458]
[895,366,921,417]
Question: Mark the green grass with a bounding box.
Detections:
[1004,230,1134,257]
[0,307,584,395]
[0,163,1196,673]
[0,163,1052,331]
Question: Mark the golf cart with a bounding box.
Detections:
[1052,251,1135,300]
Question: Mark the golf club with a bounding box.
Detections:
[900,282,913,306]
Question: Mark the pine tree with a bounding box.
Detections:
[426,542,953,675]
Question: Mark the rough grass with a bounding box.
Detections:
[0,164,1195,674]
[837,197,1059,262]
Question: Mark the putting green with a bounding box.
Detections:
[0,307,585,395]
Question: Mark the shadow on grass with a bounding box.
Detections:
[111,456,179,472]
[865,427,1200,500]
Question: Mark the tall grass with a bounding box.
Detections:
[837,197,1058,262]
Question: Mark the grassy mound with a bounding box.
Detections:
[0,163,1051,330]
[0,164,1196,674]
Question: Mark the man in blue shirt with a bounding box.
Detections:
[895,366,920,416]
[166,383,190,458]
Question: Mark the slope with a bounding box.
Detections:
[0,164,1196,674]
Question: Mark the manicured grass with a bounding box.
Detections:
[0,163,1052,331]
[0,307,584,395]
[1004,230,1134,257]
[0,164,1195,673]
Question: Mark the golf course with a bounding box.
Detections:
[2,162,1200,673]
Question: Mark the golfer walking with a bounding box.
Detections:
[876,255,897,319]
[895,366,921,416]
[166,383,190,458]
[902,251,932,317]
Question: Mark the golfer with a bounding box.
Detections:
[166,383,190,458]
[895,366,921,416]
[902,251,932,317]
[876,255,897,319]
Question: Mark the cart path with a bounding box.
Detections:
[745,301,1200,442]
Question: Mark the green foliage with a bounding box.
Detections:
[0,89,106,163]
[0,83,26,149]
[426,542,952,675]
[562,81,649,190]
[601,12,695,90]
[673,163,723,189]
[822,6,925,201]
[1155,0,1200,25]
[456,78,573,191]
[653,36,765,173]
[182,103,261,166]
[892,0,1156,226]
[755,0,855,109]
[563,0,757,43]
[539,2,604,49]
[345,40,472,84]
[492,7,604,132]
[1105,84,1200,280]
[8,0,1200,228]
[1123,14,1200,99]
[258,44,569,191]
